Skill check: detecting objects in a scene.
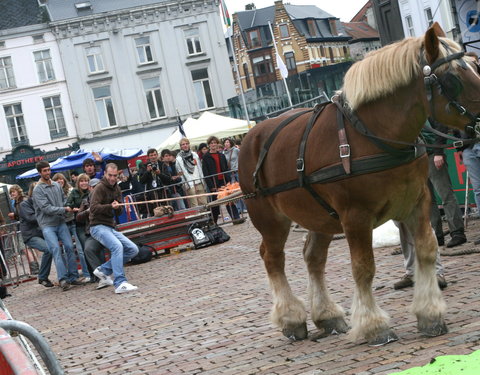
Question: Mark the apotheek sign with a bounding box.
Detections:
[0,145,78,172]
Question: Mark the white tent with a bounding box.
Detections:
[157,112,255,151]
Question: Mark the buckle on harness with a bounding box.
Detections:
[452,140,464,148]
[339,144,351,158]
[296,158,305,172]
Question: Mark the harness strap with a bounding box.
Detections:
[253,109,312,191]
[334,97,416,157]
[259,147,426,197]
[296,103,339,219]
[336,105,351,174]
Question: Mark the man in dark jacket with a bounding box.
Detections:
[19,182,53,287]
[76,178,112,289]
[89,163,139,294]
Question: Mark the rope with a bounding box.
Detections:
[118,189,241,206]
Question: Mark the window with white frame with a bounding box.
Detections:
[405,15,414,36]
[184,28,203,55]
[0,56,16,89]
[4,103,28,146]
[135,36,154,64]
[86,46,105,74]
[142,77,165,119]
[425,8,434,27]
[92,86,117,128]
[43,95,67,139]
[191,69,214,110]
[279,24,290,38]
[34,49,55,82]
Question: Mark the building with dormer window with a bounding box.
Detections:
[231,0,351,92]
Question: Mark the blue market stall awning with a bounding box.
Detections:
[16,149,142,179]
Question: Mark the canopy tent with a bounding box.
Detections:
[157,112,255,151]
[16,149,143,180]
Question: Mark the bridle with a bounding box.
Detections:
[422,41,480,138]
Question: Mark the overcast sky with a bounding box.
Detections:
[223,0,365,22]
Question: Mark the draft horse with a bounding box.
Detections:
[238,23,480,345]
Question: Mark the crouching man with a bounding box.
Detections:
[89,163,139,294]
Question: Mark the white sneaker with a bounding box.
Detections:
[96,279,113,290]
[115,282,138,294]
[93,267,113,285]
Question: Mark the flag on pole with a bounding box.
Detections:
[276,52,289,79]
[177,114,186,137]
[220,0,231,27]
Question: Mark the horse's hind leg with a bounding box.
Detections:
[303,231,348,336]
[345,223,398,346]
[406,193,447,336]
[259,218,308,340]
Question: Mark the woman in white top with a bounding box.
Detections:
[176,137,208,207]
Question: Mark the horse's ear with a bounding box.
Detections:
[424,24,442,64]
[431,22,446,37]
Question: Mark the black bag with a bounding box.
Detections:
[188,224,230,249]
[130,244,156,265]
[206,226,230,244]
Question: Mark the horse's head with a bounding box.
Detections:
[423,22,480,136]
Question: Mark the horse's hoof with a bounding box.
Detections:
[316,317,349,335]
[282,322,308,341]
[418,319,448,337]
[367,329,398,346]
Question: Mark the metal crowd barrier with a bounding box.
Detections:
[122,169,246,223]
[0,223,38,287]
[0,299,63,374]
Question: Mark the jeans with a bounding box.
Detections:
[67,222,91,278]
[90,225,139,288]
[42,224,79,283]
[25,237,53,281]
[462,144,480,212]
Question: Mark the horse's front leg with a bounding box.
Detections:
[405,192,448,337]
[345,221,398,346]
[303,231,348,336]
[259,220,308,340]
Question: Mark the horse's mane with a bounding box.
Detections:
[342,36,464,110]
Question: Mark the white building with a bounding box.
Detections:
[398,0,457,38]
[0,0,78,184]
[45,0,236,151]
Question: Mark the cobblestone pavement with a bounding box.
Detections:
[4,217,480,375]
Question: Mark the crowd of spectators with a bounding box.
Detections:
[0,137,246,293]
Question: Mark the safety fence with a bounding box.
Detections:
[0,223,38,288]
[120,169,246,223]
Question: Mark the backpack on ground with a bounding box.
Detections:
[130,244,157,265]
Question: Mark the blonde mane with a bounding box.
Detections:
[342,36,464,110]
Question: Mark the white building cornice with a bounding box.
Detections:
[50,0,218,39]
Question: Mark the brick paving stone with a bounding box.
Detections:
[3,218,480,374]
